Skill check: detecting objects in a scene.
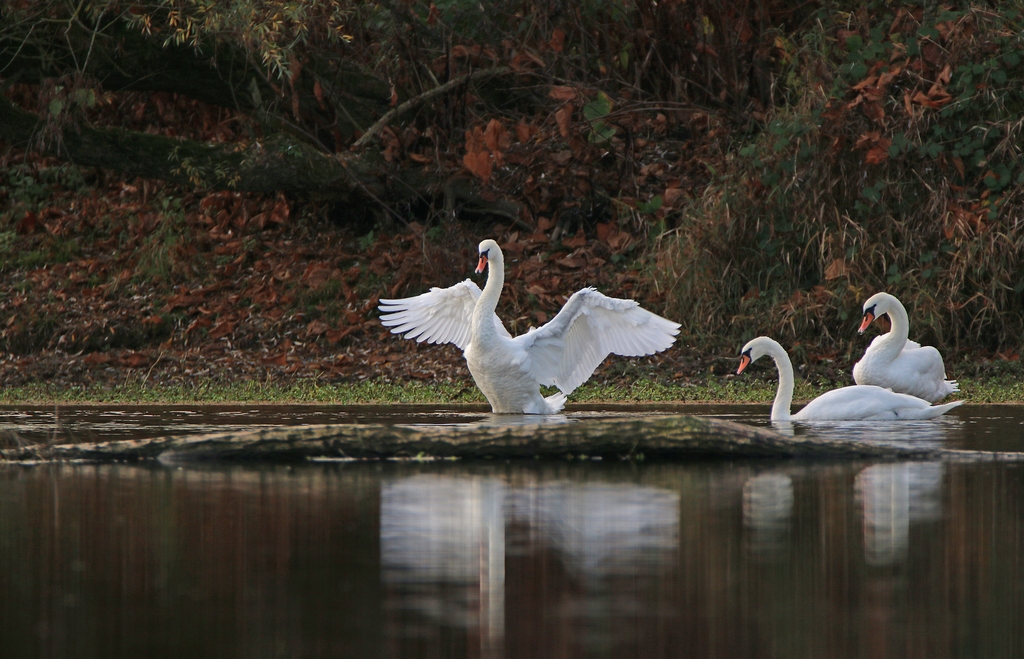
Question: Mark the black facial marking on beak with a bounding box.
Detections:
[475,251,489,274]
[737,348,753,375]
[858,304,877,334]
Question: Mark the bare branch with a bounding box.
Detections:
[353,66,512,150]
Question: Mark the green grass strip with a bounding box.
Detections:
[2,375,1017,405]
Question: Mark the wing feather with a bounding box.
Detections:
[378,280,510,350]
[513,288,680,394]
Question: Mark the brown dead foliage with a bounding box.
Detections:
[0,0,860,390]
[0,130,716,390]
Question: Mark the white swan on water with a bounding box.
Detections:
[737,336,962,421]
[378,239,680,414]
[852,292,958,403]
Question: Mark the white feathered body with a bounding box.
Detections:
[793,383,962,421]
[464,337,565,414]
[853,336,957,403]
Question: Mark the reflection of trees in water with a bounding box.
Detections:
[1,460,1022,659]
[0,464,383,659]
[855,462,943,566]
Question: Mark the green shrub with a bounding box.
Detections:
[661,2,1024,359]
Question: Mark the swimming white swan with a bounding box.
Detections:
[378,239,680,414]
[737,336,962,421]
[852,292,958,403]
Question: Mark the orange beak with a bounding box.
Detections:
[475,255,488,274]
[737,354,751,375]
[858,311,875,334]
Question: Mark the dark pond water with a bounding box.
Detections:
[1,405,1023,658]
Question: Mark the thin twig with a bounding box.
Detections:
[353,66,511,150]
[77,7,106,72]
[0,23,36,76]
[63,0,88,71]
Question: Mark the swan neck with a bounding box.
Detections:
[885,300,910,341]
[874,299,910,356]
[767,343,794,421]
[474,249,504,332]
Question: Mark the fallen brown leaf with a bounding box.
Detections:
[306,319,330,337]
[549,86,576,102]
[84,352,111,365]
[563,228,586,249]
[263,353,288,366]
[208,320,236,340]
[123,352,149,368]
[824,258,847,280]
[555,105,573,138]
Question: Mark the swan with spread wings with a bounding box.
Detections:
[378,239,680,414]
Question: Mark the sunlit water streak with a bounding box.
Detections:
[2,403,1020,452]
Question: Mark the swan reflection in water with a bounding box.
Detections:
[771,415,964,448]
[379,457,948,654]
[743,473,794,560]
[505,481,679,578]
[381,475,507,645]
[380,474,679,654]
[741,460,945,567]
[855,462,944,566]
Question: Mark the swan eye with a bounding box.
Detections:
[864,304,876,316]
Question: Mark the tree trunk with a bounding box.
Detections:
[1,15,523,214]
[0,94,523,217]
[0,94,384,202]
[4,415,1023,463]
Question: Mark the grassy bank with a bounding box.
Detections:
[2,373,1022,406]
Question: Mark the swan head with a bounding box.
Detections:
[736,336,782,374]
[476,239,501,274]
[859,292,898,334]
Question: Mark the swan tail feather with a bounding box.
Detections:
[928,399,964,418]
[543,392,568,414]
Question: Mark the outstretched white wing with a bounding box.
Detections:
[514,287,679,394]
[378,279,510,350]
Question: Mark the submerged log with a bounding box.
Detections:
[3,415,1024,464]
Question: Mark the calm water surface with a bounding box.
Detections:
[0,405,1023,658]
